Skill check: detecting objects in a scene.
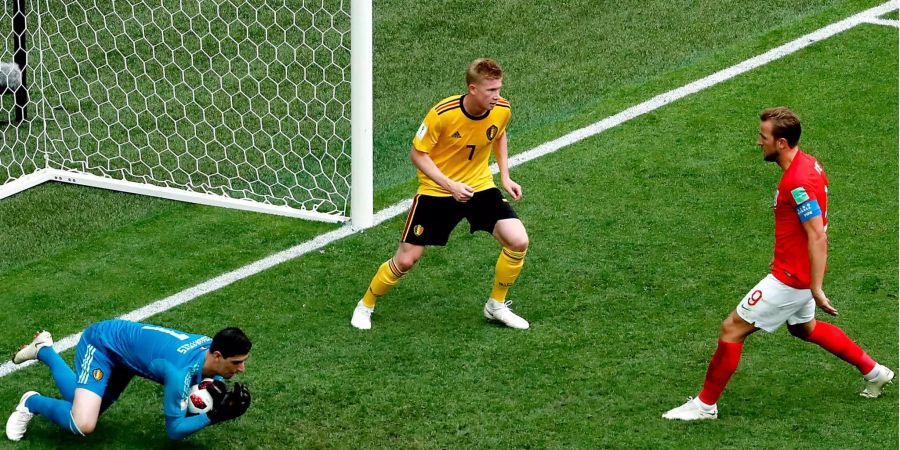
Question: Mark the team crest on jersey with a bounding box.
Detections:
[486,125,498,141]
[414,225,424,236]
[92,369,104,381]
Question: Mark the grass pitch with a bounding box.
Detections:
[0,1,896,448]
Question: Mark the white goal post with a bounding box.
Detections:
[0,0,373,227]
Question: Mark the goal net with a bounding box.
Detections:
[1,0,372,224]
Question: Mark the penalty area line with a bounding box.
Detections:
[0,0,895,379]
[861,17,900,27]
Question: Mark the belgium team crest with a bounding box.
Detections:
[414,225,424,236]
[486,125,498,141]
[92,368,104,381]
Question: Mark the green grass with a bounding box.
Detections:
[0,1,897,448]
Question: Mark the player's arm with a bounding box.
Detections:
[410,146,474,202]
[412,105,474,201]
[165,412,210,441]
[799,202,837,316]
[158,365,211,440]
[492,132,521,200]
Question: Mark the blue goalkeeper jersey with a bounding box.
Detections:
[83,319,213,439]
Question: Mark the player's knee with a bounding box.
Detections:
[392,254,419,272]
[719,316,741,340]
[718,318,733,338]
[506,235,529,253]
[72,415,96,435]
[502,229,528,253]
[70,405,99,435]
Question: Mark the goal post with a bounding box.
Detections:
[1,0,374,226]
[350,0,373,229]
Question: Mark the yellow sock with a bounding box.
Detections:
[490,247,527,301]
[362,258,406,308]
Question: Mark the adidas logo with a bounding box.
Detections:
[451,131,462,138]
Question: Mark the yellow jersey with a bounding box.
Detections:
[411,95,511,196]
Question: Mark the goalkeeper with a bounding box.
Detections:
[5,319,252,441]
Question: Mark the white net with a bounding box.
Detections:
[3,0,352,217]
[1,1,41,184]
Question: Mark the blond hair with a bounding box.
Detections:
[466,58,503,85]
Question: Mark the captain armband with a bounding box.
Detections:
[795,199,822,223]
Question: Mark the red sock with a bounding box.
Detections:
[803,321,876,374]
[698,340,743,405]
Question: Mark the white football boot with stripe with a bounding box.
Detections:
[483,299,529,329]
[13,331,53,364]
[861,364,895,399]
[351,300,374,330]
[662,397,718,421]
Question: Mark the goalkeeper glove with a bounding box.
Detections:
[203,379,228,404]
[207,383,251,424]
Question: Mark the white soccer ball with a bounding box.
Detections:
[187,378,215,415]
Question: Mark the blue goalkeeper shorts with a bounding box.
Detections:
[74,329,135,406]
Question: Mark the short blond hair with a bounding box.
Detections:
[760,107,801,147]
[466,58,503,85]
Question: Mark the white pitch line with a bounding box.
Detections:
[498,0,898,169]
[1,0,896,379]
[862,17,900,27]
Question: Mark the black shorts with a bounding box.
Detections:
[401,187,519,246]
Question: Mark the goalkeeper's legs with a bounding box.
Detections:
[24,388,101,436]
[12,331,75,402]
[8,388,102,440]
[38,347,76,402]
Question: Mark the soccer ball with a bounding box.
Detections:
[187,378,216,414]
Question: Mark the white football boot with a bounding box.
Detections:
[662,397,718,421]
[861,364,895,399]
[5,391,38,441]
[483,299,529,330]
[351,300,374,330]
[13,331,53,364]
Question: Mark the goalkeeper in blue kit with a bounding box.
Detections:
[5,319,252,441]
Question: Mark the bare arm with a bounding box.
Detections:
[492,133,521,200]
[803,215,836,315]
[410,146,474,202]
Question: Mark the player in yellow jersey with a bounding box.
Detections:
[351,58,530,330]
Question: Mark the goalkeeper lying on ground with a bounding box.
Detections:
[5,319,251,441]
